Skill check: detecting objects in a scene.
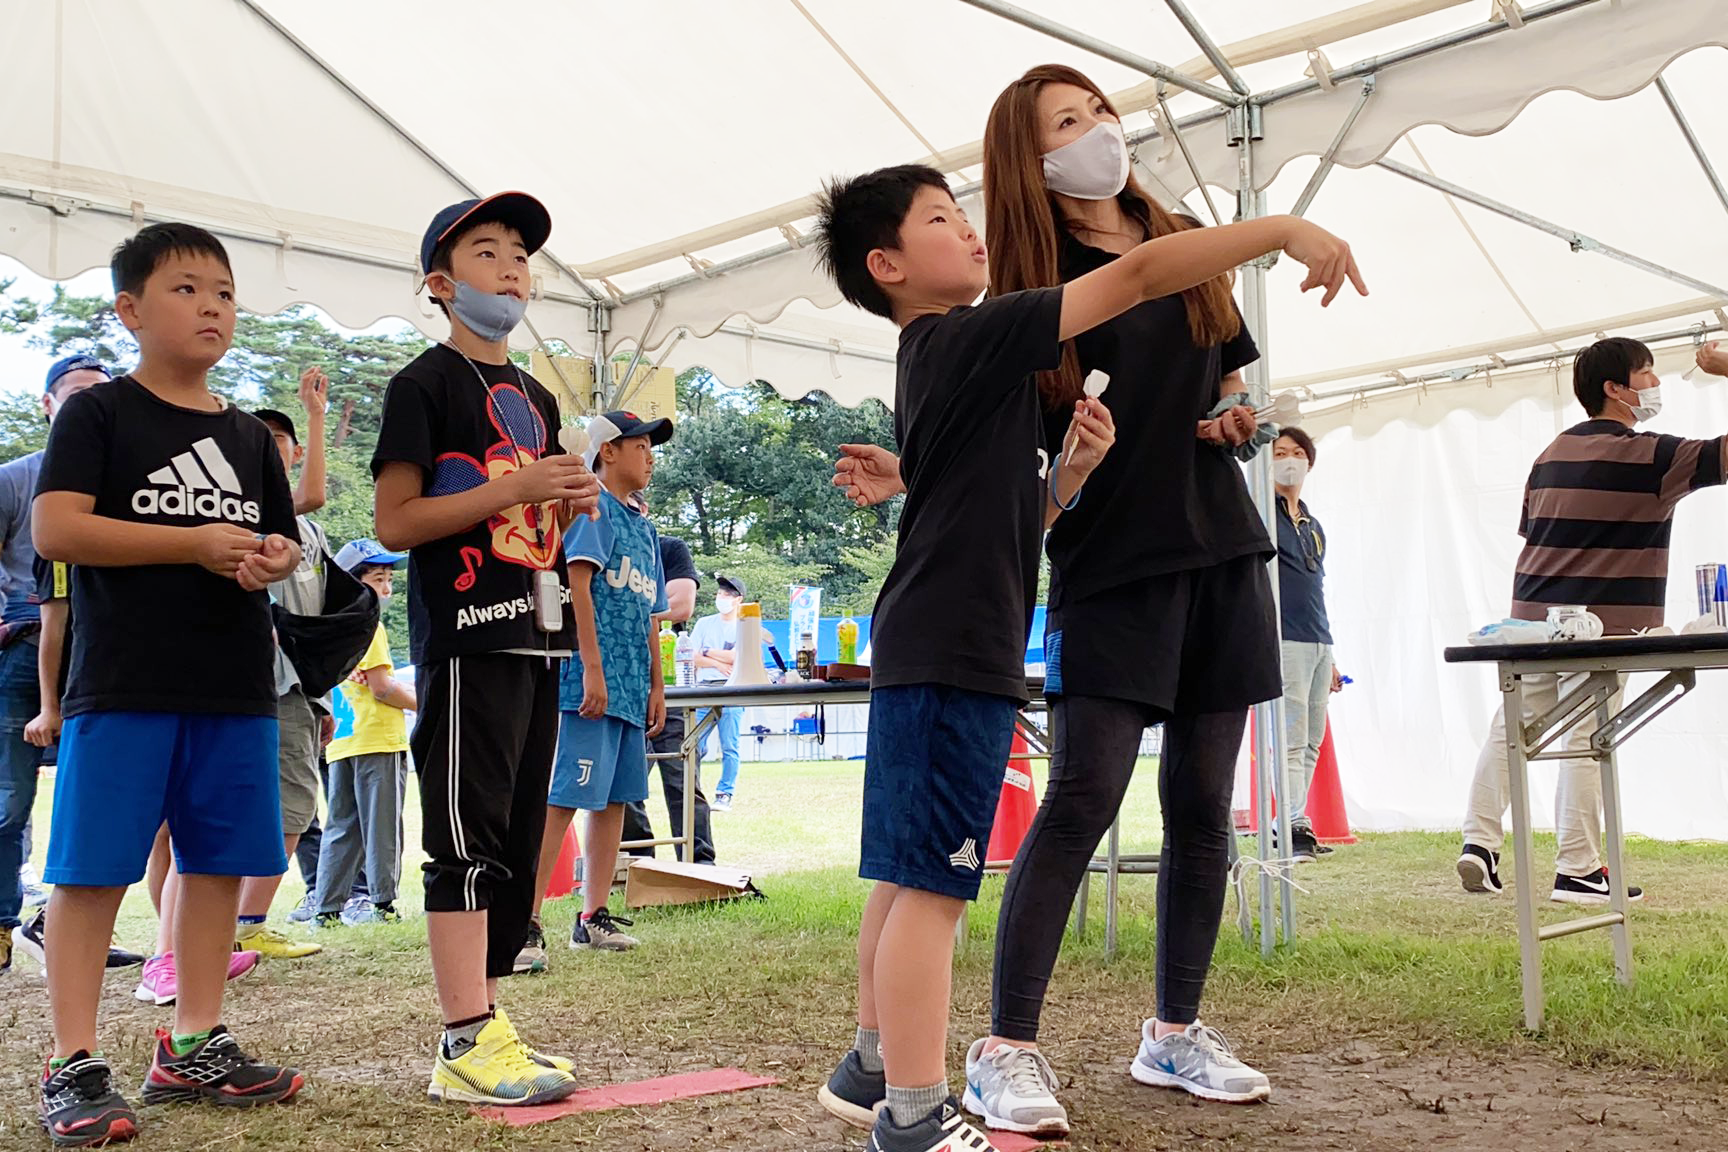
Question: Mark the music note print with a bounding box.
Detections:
[454,546,483,592]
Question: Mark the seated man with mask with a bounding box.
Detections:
[1458,337,1727,905]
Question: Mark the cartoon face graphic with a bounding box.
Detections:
[429,380,559,582]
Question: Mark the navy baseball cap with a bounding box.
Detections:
[583,409,674,469]
[253,408,297,443]
[45,354,110,394]
[335,539,408,573]
[717,574,748,598]
[420,192,552,277]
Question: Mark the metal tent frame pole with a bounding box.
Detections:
[1655,77,1728,219]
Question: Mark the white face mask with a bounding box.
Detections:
[1273,457,1309,488]
[1042,121,1130,201]
[1622,383,1662,423]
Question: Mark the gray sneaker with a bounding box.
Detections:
[512,921,549,975]
[571,908,639,951]
[962,1038,1068,1135]
[1130,1021,1270,1103]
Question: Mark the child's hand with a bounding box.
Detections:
[579,663,608,719]
[24,706,60,748]
[833,444,904,508]
[512,455,600,509]
[1279,217,1367,306]
[299,365,329,416]
[646,684,666,739]
[1062,397,1116,483]
[237,533,299,591]
[192,523,266,579]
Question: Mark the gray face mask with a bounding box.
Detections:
[376,593,392,613]
[442,277,528,341]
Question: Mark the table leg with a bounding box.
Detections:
[1105,815,1121,961]
[1074,869,1089,938]
[1597,696,1634,986]
[1503,673,1544,1031]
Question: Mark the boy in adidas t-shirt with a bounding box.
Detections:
[32,222,306,1144]
[373,193,599,1106]
[525,411,671,967]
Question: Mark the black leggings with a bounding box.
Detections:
[990,696,1244,1039]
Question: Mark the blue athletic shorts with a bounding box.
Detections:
[549,713,649,812]
[44,711,287,886]
[860,684,1016,901]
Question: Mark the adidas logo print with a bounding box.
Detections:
[949,838,981,872]
[131,437,260,524]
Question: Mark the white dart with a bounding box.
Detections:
[558,425,589,456]
[1254,391,1302,424]
[1083,370,1110,399]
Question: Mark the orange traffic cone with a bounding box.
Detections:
[542,824,583,899]
[1244,716,1355,844]
[987,731,1042,869]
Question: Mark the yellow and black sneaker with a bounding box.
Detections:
[492,1009,575,1075]
[426,1016,577,1106]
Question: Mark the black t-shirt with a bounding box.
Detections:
[658,535,699,631]
[31,554,70,700]
[372,344,576,664]
[868,288,1064,704]
[36,378,297,717]
[1043,234,1272,605]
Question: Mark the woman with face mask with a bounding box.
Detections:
[1272,428,1343,866]
[965,64,1284,1129]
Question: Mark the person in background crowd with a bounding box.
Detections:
[310,540,414,927]
[230,374,334,960]
[1458,336,1725,904]
[691,576,746,811]
[0,355,129,976]
[622,495,714,865]
[1273,427,1345,863]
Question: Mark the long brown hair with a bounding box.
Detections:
[983,64,1241,408]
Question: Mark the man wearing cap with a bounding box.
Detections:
[373,191,596,1104]
[0,355,111,972]
[311,539,414,928]
[231,366,336,960]
[691,575,748,810]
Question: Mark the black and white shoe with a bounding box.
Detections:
[1456,844,1503,894]
[17,910,146,972]
[817,1050,885,1130]
[1551,868,1643,905]
[1289,827,1320,864]
[869,1096,996,1152]
[39,1052,137,1147]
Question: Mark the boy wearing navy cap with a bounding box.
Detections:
[522,411,671,970]
[0,355,110,978]
[373,193,599,1106]
[310,539,414,927]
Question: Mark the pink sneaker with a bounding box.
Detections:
[131,951,260,1006]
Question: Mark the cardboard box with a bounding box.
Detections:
[624,859,761,909]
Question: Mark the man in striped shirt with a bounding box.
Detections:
[1458,337,1727,905]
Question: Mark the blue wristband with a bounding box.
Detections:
[1050,456,1082,512]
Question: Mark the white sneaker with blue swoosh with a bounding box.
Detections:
[1131,1020,1270,1103]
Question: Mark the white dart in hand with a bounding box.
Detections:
[558,425,589,457]
[1254,391,1302,425]
[1083,370,1110,399]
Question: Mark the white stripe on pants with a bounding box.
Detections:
[1460,670,1624,878]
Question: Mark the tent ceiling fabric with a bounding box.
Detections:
[0,0,1722,406]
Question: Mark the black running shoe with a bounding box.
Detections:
[869,1095,997,1152]
[140,1026,303,1107]
[17,910,145,971]
[1551,867,1643,906]
[1290,826,1320,864]
[1456,843,1503,894]
[39,1052,137,1147]
[817,1050,886,1130]
[571,908,639,951]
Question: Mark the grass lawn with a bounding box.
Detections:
[6,757,1728,1150]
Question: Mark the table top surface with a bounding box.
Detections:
[666,676,1048,703]
[1445,631,1728,664]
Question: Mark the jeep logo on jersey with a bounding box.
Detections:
[130,437,261,525]
[604,553,659,604]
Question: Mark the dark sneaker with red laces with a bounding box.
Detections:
[140,1026,303,1107]
[39,1052,138,1147]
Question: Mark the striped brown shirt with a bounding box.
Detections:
[1512,419,1726,633]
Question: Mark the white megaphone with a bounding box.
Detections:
[726,603,772,687]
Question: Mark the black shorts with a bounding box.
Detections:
[413,652,560,979]
[1045,554,1280,715]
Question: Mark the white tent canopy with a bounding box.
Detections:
[6,0,1728,842]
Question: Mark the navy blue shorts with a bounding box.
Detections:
[550,713,649,811]
[45,711,287,886]
[860,684,1016,900]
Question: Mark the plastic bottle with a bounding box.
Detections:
[674,630,695,687]
[659,623,677,686]
[837,614,859,665]
[797,631,816,680]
